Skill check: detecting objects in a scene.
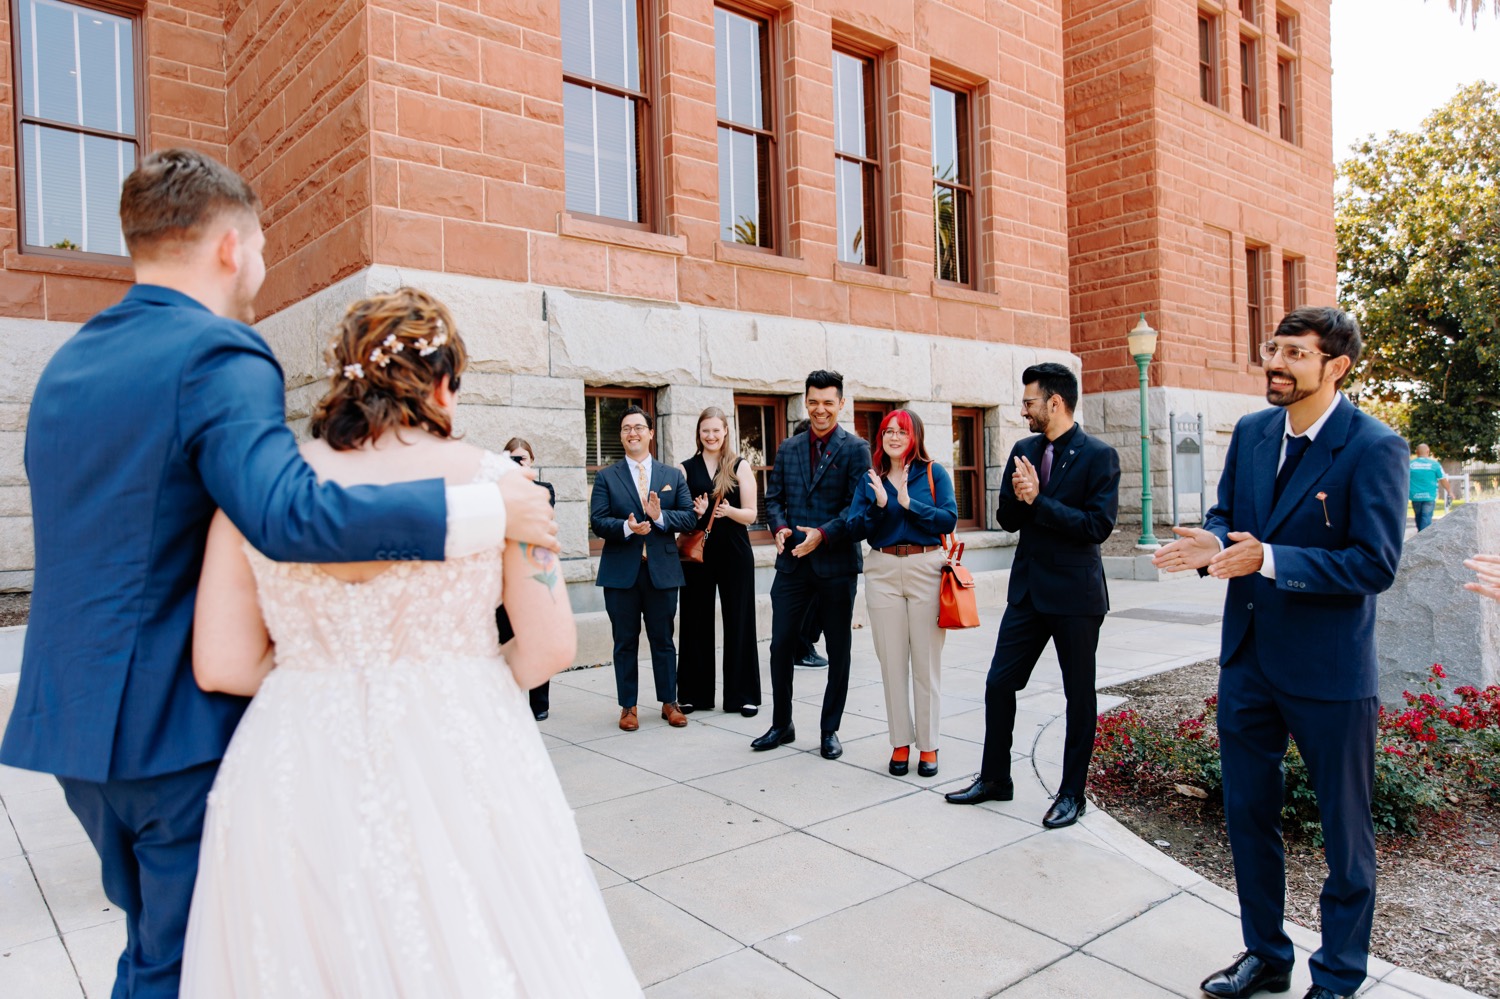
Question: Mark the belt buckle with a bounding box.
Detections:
[896,543,911,556]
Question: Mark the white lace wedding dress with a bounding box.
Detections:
[181,452,640,998]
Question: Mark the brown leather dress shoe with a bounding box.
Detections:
[661,702,688,727]
[619,706,639,732]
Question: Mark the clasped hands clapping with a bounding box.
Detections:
[625,490,663,535]
[1151,526,1264,578]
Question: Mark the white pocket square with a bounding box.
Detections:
[661,484,672,491]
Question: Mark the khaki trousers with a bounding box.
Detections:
[863,548,947,751]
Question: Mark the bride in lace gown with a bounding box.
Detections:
[180,289,640,998]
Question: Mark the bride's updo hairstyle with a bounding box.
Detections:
[310,287,469,450]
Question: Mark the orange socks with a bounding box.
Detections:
[890,746,910,763]
[919,750,937,765]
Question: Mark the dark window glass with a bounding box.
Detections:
[833,49,879,267]
[951,408,985,529]
[854,402,892,450]
[931,84,973,286]
[1198,15,1218,106]
[1276,12,1293,45]
[716,7,774,249]
[1246,248,1264,365]
[1283,257,1301,311]
[1240,37,1258,124]
[585,388,655,494]
[734,396,786,536]
[16,0,139,257]
[562,0,650,224]
[1277,58,1296,142]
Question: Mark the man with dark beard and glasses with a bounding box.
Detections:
[1153,307,1407,999]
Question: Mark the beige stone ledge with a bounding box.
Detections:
[833,262,912,293]
[712,241,811,275]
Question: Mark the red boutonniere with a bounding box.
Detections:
[1315,491,1331,527]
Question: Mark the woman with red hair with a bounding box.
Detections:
[847,409,958,777]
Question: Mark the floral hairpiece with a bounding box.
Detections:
[414,320,449,357]
[368,333,405,369]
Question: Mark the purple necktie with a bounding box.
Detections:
[1039,442,1054,491]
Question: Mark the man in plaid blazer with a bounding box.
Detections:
[751,370,872,760]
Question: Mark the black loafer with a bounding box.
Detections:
[944,777,1013,804]
[751,725,794,751]
[1199,952,1293,998]
[1042,793,1085,829]
[917,752,939,778]
[1300,987,1347,999]
[740,705,759,718]
[888,750,909,776]
[820,730,842,760]
[678,703,697,715]
[532,710,549,722]
[795,653,829,669]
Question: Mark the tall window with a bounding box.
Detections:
[1246,247,1264,365]
[584,387,655,492]
[1276,58,1296,143]
[930,84,973,286]
[715,6,775,249]
[832,48,880,268]
[1283,256,1303,312]
[1198,13,1219,106]
[15,0,141,258]
[951,408,985,530]
[1275,10,1293,44]
[734,394,786,537]
[1239,36,1258,125]
[562,0,651,225]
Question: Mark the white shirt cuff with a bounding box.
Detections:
[445,483,505,558]
[1259,545,1277,579]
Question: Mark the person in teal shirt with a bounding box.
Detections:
[1408,443,1453,531]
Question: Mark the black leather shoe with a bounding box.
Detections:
[740,704,759,718]
[751,725,794,751]
[888,749,910,776]
[532,710,548,722]
[1042,793,1085,828]
[1300,988,1347,999]
[820,730,842,759]
[1199,952,1293,998]
[917,752,939,778]
[678,703,697,715]
[795,652,829,669]
[944,776,1014,804]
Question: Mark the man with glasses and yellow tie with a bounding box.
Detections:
[590,406,699,732]
[1153,307,1408,999]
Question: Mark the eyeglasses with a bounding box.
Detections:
[882,428,910,438]
[1021,397,1046,409]
[1260,341,1330,364]
[620,424,650,435]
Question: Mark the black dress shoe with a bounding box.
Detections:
[1199,952,1293,998]
[888,750,909,776]
[532,710,549,722]
[795,652,829,669]
[740,704,759,717]
[1042,793,1085,828]
[678,703,697,715]
[944,776,1014,804]
[751,725,794,751]
[1300,987,1347,999]
[917,752,939,778]
[820,731,842,759]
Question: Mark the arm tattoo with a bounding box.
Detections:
[518,541,561,601]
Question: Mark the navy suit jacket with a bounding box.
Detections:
[998,427,1120,617]
[589,458,697,589]
[1206,397,1407,701]
[765,425,872,578]
[2,285,447,783]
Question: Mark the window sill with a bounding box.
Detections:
[713,241,809,275]
[4,250,133,281]
[833,262,910,293]
[1206,359,1241,372]
[557,213,687,256]
[930,280,999,307]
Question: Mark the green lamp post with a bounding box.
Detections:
[1127,313,1159,548]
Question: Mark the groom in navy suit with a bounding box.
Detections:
[0,150,557,998]
[1154,307,1407,999]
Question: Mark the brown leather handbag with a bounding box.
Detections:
[677,497,720,563]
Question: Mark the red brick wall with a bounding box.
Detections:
[1065,0,1335,395]
[0,0,228,323]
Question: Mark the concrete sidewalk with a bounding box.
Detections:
[0,577,1480,998]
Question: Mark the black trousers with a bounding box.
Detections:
[603,559,679,707]
[58,761,221,999]
[1218,631,1377,995]
[980,595,1103,798]
[799,595,823,656]
[768,562,857,730]
[678,555,761,710]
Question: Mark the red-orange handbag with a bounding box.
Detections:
[924,463,979,629]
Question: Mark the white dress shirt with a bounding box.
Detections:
[622,454,666,537]
[444,483,506,557]
[1257,393,1345,579]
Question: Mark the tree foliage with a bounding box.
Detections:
[1337,81,1500,461]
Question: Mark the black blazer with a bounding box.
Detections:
[589,458,697,589]
[765,424,872,578]
[997,427,1120,617]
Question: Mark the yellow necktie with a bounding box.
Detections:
[636,462,649,507]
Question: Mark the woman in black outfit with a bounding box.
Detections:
[498,436,556,721]
[678,407,761,716]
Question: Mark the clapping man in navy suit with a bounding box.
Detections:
[751,370,872,760]
[945,363,1120,828]
[1154,307,1407,999]
[0,150,558,998]
[590,406,699,732]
